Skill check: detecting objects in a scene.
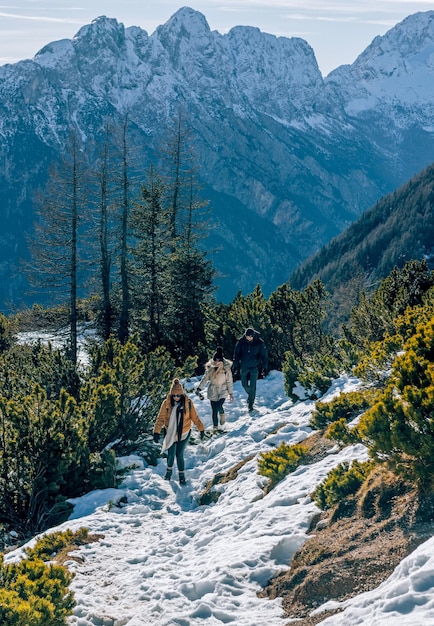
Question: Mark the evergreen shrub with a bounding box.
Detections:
[313,459,376,510]
[282,351,300,401]
[310,389,375,430]
[353,335,402,384]
[258,442,307,486]
[326,418,358,445]
[283,337,359,401]
[24,528,89,561]
[0,529,84,625]
[0,314,14,354]
[357,317,434,488]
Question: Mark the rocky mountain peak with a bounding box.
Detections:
[75,15,125,44]
[71,15,127,62]
[156,7,211,47]
[1,9,434,310]
[325,10,434,124]
[353,10,434,75]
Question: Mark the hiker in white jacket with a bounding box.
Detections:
[196,346,234,430]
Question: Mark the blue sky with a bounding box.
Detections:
[1,1,433,75]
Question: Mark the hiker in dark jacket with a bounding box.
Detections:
[233,328,268,411]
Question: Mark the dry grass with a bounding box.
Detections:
[52,533,104,566]
[199,431,434,625]
[259,459,434,625]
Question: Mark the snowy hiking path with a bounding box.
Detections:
[8,372,369,626]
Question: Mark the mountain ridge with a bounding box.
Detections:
[289,161,434,329]
[1,8,434,308]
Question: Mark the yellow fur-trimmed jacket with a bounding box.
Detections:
[153,393,204,438]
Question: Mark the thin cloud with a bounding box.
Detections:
[0,12,82,24]
[316,16,398,27]
[282,12,388,25]
[214,0,434,16]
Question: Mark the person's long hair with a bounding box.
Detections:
[208,359,224,383]
[170,394,186,409]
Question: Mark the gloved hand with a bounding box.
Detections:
[262,368,268,377]
[200,431,205,440]
[153,432,160,444]
[195,388,204,400]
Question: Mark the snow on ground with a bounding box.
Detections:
[312,537,434,626]
[16,324,96,368]
[6,371,434,625]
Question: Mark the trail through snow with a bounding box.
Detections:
[6,371,434,625]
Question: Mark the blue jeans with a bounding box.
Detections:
[241,367,259,407]
[210,398,225,427]
[166,431,190,472]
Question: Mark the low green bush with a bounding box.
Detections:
[357,317,434,488]
[310,389,374,430]
[282,351,300,402]
[258,442,307,486]
[24,528,88,562]
[313,459,376,510]
[326,418,358,445]
[0,529,85,625]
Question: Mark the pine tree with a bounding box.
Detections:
[26,133,87,366]
[130,166,170,350]
[268,280,329,364]
[267,283,300,365]
[165,171,215,363]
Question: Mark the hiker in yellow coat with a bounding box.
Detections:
[153,378,205,485]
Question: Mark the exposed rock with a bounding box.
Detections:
[260,462,434,625]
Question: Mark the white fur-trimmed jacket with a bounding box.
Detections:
[197,357,234,402]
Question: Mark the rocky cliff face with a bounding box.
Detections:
[1,7,434,308]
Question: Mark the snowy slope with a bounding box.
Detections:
[6,371,434,625]
[325,11,434,126]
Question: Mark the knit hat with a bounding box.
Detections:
[169,378,184,396]
[213,346,224,361]
[245,328,255,337]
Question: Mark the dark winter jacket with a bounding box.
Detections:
[233,331,268,372]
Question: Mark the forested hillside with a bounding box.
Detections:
[290,161,434,330]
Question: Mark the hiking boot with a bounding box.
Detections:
[164,468,172,480]
[219,412,226,425]
[179,472,186,485]
[248,402,254,411]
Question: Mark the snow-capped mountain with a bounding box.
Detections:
[1,8,434,308]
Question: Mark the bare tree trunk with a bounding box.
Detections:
[119,116,130,344]
[70,137,78,365]
[26,132,85,367]
[99,124,113,340]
